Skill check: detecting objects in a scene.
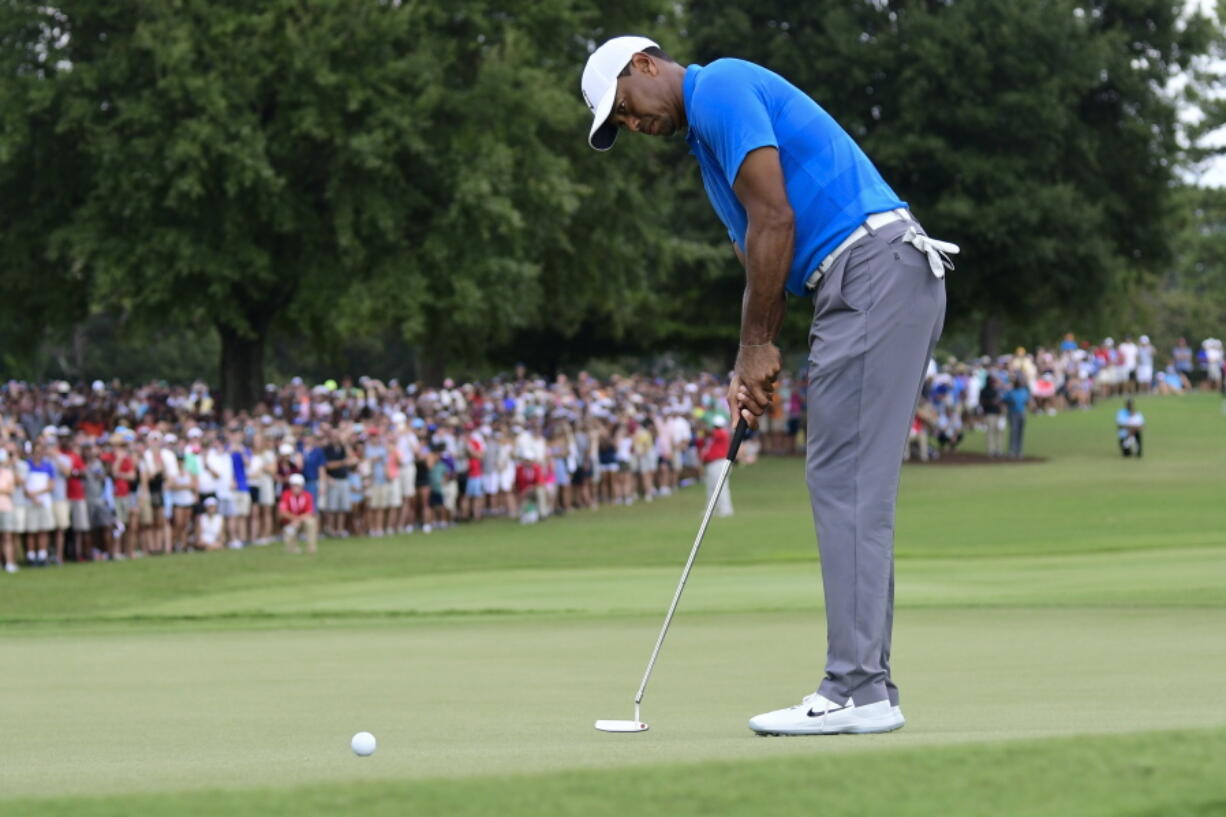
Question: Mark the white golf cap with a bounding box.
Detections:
[581,35,659,151]
[288,473,305,486]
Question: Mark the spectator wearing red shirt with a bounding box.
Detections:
[279,474,317,554]
[463,429,485,521]
[699,415,734,518]
[110,434,139,558]
[62,439,91,557]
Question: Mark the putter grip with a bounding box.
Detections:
[726,418,749,462]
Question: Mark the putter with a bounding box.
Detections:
[595,417,749,733]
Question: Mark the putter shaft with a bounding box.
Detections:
[633,423,743,708]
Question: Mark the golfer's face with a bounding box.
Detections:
[609,71,677,138]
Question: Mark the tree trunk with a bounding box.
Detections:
[415,343,446,387]
[218,324,266,412]
[980,315,1003,358]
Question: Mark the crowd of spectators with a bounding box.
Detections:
[0,369,761,573]
[909,333,1224,461]
[2,332,1220,572]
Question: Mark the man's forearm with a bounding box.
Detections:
[739,218,792,345]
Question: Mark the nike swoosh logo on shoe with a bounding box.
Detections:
[807,705,851,718]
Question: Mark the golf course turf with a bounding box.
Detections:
[1,393,1223,816]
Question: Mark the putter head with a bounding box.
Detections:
[594,719,649,733]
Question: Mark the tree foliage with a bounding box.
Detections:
[1,0,1223,398]
[0,0,678,403]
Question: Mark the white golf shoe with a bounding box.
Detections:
[749,692,905,736]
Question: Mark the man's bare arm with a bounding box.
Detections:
[727,146,792,423]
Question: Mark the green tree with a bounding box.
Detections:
[1,0,675,404]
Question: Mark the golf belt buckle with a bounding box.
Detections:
[903,227,959,280]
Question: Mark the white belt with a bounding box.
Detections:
[804,208,959,290]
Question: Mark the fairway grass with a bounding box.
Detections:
[0,394,1223,815]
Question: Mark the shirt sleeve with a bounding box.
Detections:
[690,62,778,189]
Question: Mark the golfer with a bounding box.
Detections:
[582,37,955,735]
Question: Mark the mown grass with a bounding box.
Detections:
[0,393,1222,815]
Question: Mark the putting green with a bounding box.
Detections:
[0,394,1223,815]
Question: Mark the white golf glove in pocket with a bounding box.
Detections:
[902,227,959,279]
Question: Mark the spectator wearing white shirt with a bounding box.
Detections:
[1205,339,1224,393]
[1118,336,1139,394]
[393,417,418,533]
[143,432,177,555]
[23,439,56,566]
[1136,335,1156,393]
[202,435,238,547]
[197,497,224,550]
[248,434,277,544]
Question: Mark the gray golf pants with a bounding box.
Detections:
[806,216,946,708]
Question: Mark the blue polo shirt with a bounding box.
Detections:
[303,445,327,482]
[683,60,906,296]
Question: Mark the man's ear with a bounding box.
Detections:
[630,52,655,76]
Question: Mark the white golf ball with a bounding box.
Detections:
[351,731,376,757]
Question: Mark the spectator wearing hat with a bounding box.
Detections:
[698,414,734,518]
[197,497,224,551]
[276,441,301,487]
[1205,339,1224,393]
[1136,335,1156,394]
[279,474,317,554]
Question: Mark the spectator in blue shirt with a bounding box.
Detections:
[1003,376,1032,459]
[301,431,327,508]
[1116,399,1144,457]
